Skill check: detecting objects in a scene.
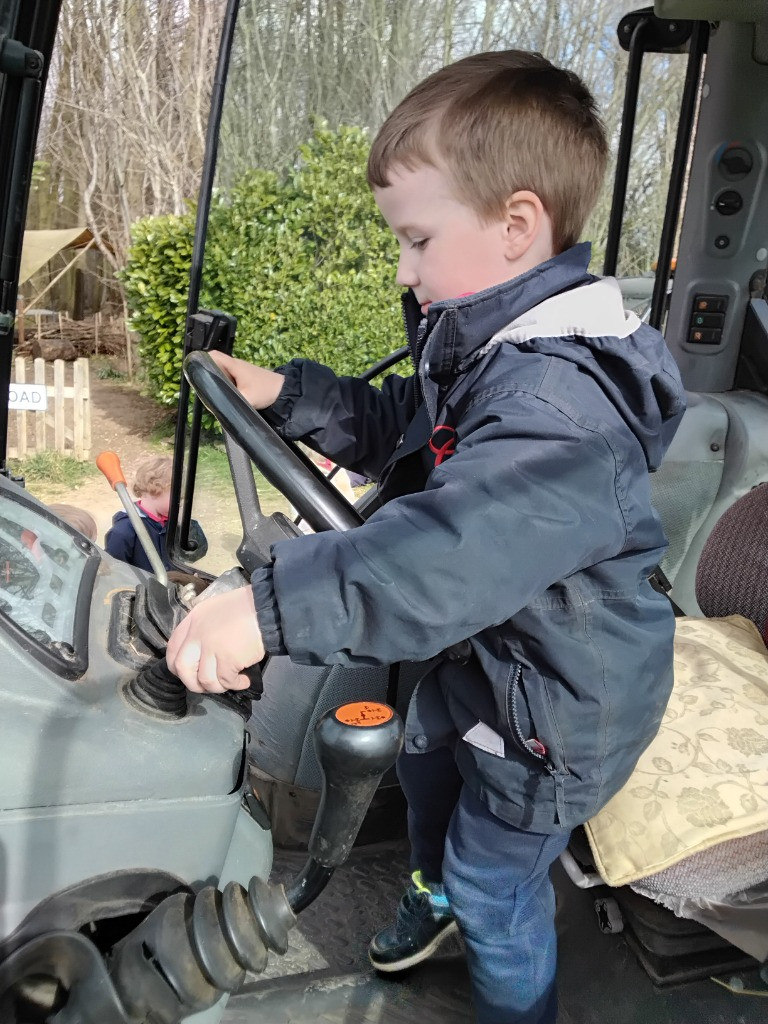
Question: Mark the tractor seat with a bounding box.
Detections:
[582,479,768,964]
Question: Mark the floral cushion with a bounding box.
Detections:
[584,616,768,887]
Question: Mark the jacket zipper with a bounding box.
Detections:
[401,295,429,369]
[399,300,428,418]
[506,665,554,769]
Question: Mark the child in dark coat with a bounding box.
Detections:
[167,50,685,1023]
[105,456,206,572]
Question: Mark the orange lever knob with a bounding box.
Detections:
[96,450,127,490]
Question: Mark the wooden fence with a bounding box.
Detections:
[8,357,91,461]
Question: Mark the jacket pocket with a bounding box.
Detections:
[505,661,572,825]
[504,661,567,776]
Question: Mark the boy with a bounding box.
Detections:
[167,50,685,1023]
[105,455,207,572]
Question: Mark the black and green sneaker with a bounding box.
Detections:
[369,870,459,972]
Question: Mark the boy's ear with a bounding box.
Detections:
[502,190,550,261]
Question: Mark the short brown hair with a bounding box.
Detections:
[367,50,608,252]
[133,456,172,498]
[49,503,98,542]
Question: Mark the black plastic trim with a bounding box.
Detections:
[167,0,241,565]
[650,20,709,330]
[107,589,154,670]
[0,488,98,678]
[0,0,62,468]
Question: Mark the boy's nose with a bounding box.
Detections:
[396,252,418,288]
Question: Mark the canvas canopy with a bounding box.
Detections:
[19,228,95,285]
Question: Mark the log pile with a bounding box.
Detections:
[16,312,127,361]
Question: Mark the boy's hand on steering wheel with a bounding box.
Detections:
[166,586,265,693]
[208,351,285,410]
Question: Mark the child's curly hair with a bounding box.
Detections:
[133,456,173,498]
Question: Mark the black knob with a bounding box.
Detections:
[714,190,742,216]
[718,145,752,181]
[309,702,404,868]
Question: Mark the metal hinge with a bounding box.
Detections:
[0,36,44,79]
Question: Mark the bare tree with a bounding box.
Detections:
[36,0,225,270]
[216,0,686,275]
[33,0,686,289]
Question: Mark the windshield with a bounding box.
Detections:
[0,485,97,673]
[171,0,689,578]
[171,0,368,577]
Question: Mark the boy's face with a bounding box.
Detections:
[374,163,519,316]
[148,488,172,519]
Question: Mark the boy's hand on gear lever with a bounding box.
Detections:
[209,350,285,410]
[166,587,265,693]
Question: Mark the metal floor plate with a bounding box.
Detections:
[222,841,767,1024]
[257,842,417,980]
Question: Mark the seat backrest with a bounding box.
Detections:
[651,390,768,613]
[696,481,768,641]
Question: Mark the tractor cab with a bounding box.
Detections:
[0,1,767,1022]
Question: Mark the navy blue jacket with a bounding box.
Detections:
[105,507,207,573]
[250,245,686,832]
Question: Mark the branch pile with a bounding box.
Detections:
[16,315,126,361]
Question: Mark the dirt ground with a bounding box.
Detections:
[21,370,356,571]
[23,373,177,542]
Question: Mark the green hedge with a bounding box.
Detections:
[122,124,404,408]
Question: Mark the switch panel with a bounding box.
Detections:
[688,294,728,345]
[693,294,728,313]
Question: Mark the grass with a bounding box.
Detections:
[194,442,233,491]
[96,364,128,381]
[193,441,293,517]
[148,413,178,447]
[90,355,129,382]
[9,451,98,492]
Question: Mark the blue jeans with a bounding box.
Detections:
[397,746,570,1024]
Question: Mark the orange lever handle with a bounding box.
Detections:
[96,450,127,490]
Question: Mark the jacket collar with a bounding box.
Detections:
[402,243,595,384]
[136,501,168,526]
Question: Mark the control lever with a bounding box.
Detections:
[94,453,263,716]
[96,450,168,585]
[286,702,405,911]
[126,654,264,720]
[107,703,403,1024]
[127,572,264,716]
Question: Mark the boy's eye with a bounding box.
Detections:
[409,238,428,250]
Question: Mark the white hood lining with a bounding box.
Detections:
[490,277,641,346]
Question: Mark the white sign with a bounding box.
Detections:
[9,384,48,411]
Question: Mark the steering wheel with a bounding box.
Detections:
[183,351,363,535]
